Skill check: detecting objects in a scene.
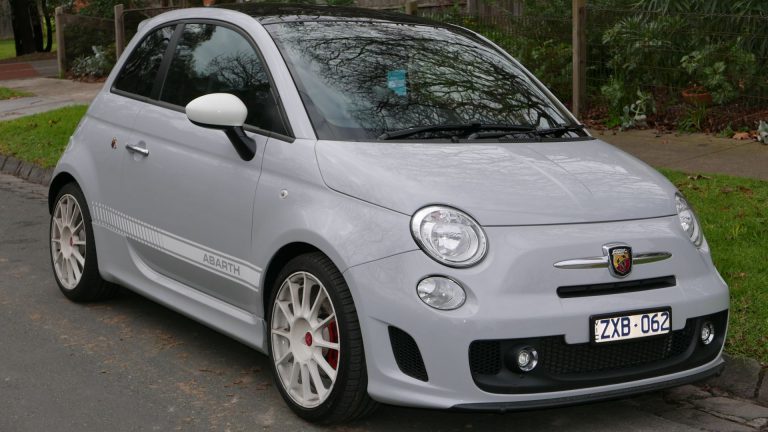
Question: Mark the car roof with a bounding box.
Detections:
[215,2,459,28]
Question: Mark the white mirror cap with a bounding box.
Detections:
[185,93,247,128]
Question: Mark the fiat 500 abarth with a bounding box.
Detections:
[48,3,729,424]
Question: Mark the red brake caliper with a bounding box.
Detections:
[325,320,339,369]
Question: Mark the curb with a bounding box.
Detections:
[0,154,53,186]
[704,353,768,406]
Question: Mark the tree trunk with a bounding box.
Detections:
[31,1,43,52]
[8,0,37,56]
[39,0,52,52]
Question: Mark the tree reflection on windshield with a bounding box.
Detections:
[268,21,575,141]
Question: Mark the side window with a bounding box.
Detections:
[160,23,287,135]
[114,25,175,98]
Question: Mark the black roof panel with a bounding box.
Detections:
[215,2,446,26]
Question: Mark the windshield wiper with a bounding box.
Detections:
[378,123,536,140]
[534,124,587,137]
[467,124,588,140]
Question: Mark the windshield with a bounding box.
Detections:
[266,21,580,141]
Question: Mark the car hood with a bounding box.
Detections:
[314,139,677,226]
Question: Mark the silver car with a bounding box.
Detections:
[48,4,729,424]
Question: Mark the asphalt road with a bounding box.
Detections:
[0,173,752,432]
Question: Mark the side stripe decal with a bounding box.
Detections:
[91,202,262,291]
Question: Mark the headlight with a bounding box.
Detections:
[675,193,703,247]
[411,206,488,267]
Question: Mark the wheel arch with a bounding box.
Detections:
[48,172,79,214]
[261,242,325,315]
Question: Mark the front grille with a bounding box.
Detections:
[389,326,428,382]
[468,310,728,394]
[538,322,693,374]
[557,276,676,298]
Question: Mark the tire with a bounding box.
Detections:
[50,183,118,302]
[267,252,378,424]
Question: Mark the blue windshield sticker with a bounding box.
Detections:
[387,69,407,96]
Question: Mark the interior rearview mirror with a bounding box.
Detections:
[185,93,256,161]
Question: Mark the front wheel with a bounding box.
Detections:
[50,183,117,302]
[268,252,377,423]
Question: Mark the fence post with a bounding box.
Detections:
[404,0,418,15]
[572,0,587,119]
[55,7,65,77]
[467,0,478,15]
[114,4,125,59]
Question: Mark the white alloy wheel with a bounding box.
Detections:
[271,271,340,408]
[51,194,87,290]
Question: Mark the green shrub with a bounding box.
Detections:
[601,14,689,87]
[63,22,114,71]
[72,44,116,78]
[681,42,757,105]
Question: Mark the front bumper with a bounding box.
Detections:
[454,362,723,412]
[342,216,730,409]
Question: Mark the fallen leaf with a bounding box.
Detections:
[720,187,734,194]
[254,382,271,390]
[687,174,711,180]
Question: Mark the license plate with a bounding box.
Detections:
[592,309,671,343]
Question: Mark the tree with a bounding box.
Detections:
[8,0,52,57]
[8,0,37,56]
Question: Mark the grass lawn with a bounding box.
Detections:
[0,86,33,100]
[0,38,57,63]
[0,105,87,168]
[0,39,14,60]
[663,170,768,363]
[0,106,765,363]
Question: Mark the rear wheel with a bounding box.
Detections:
[268,252,377,423]
[50,183,117,302]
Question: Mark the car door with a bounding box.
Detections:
[86,24,177,275]
[118,22,291,310]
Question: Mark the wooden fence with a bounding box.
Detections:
[55,7,114,74]
[356,0,523,16]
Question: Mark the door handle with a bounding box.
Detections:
[125,144,149,157]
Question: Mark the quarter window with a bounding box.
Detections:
[160,23,287,135]
[114,25,175,98]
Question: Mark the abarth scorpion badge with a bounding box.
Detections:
[604,243,633,278]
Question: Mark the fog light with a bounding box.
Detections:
[416,276,466,310]
[700,321,715,345]
[516,347,538,372]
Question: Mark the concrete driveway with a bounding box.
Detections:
[0,77,101,121]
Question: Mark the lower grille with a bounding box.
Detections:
[539,322,694,375]
[469,341,502,375]
[468,310,727,394]
[389,326,428,381]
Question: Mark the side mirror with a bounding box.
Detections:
[186,93,256,161]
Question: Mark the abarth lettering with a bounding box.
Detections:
[203,253,241,276]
